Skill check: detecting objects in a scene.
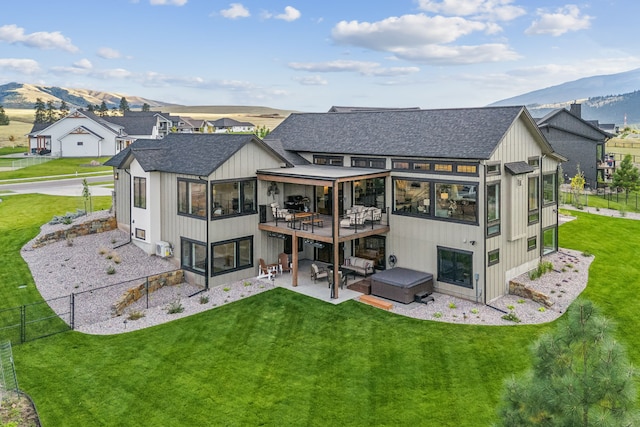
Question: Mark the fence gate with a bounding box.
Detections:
[0,340,19,401]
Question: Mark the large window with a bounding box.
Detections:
[434,183,477,222]
[178,179,206,218]
[543,227,557,255]
[133,177,146,209]
[181,238,206,274]
[528,176,539,223]
[437,247,473,288]
[354,178,385,208]
[212,236,253,275]
[394,179,430,215]
[211,179,256,218]
[543,173,557,205]
[487,182,500,236]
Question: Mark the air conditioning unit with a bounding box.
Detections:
[155,241,173,258]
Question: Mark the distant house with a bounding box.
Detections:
[27,109,176,157]
[177,117,207,133]
[536,103,614,188]
[106,106,565,304]
[208,118,255,133]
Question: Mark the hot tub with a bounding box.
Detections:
[370,268,434,304]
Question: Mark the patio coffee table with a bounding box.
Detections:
[339,266,358,282]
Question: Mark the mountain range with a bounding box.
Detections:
[3,68,640,125]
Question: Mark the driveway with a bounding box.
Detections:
[0,175,113,197]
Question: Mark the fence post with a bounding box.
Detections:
[20,306,25,344]
[70,293,75,330]
[146,276,149,309]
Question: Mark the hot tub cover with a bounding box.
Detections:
[371,267,433,288]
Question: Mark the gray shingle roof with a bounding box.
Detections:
[504,161,534,175]
[105,133,291,175]
[265,106,532,160]
[105,115,158,136]
[210,118,254,127]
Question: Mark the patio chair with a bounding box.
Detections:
[259,258,279,277]
[328,269,347,289]
[278,252,291,274]
[310,263,328,283]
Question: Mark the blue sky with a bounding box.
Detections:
[1,0,638,111]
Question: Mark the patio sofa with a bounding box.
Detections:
[343,256,375,277]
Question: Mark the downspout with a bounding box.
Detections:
[539,155,545,256]
[114,168,132,249]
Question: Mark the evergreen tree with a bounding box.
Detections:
[612,154,640,202]
[141,102,150,112]
[118,97,130,114]
[0,104,9,126]
[86,104,95,112]
[498,299,639,426]
[98,101,109,117]
[34,98,46,123]
[59,100,69,117]
[45,100,58,123]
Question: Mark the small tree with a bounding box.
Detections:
[612,154,640,203]
[497,299,639,426]
[570,164,585,208]
[59,100,69,117]
[254,125,270,139]
[141,103,150,112]
[34,98,46,123]
[98,101,109,117]
[82,178,92,214]
[45,100,57,123]
[118,97,130,114]
[0,104,9,125]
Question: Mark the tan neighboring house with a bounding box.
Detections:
[106,106,565,304]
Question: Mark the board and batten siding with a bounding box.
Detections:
[113,168,130,232]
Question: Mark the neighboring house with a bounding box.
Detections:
[177,117,207,133]
[536,104,614,188]
[27,109,176,157]
[106,106,565,305]
[208,118,255,133]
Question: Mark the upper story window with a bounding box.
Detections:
[434,183,477,222]
[178,179,207,218]
[391,159,477,175]
[528,156,540,168]
[543,173,557,205]
[354,178,385,209]
[456,164,477,174]
[486,162,501,176]
[434,163,453,172]
[528,176,539,224]
[351,157,386,169]
[486,182,500,236]
[393,179,430,216]
[313,155,343,166]
[211,179,256,218]
[133,177,146,209]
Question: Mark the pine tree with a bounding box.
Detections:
[45,100,57,123]
[498,299,639,426]
[59,100,69,117]
[86,104,95,112]
[34,98,46,123]
[0,104,9,125]
[612,154,640,203]
[118,97,130,114]
[98,101,109,117]
[141,103,150,112]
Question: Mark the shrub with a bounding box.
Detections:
[199,295,209,304]
[127,311,145,320]
[106,265,116,275]
[529,260,554,280]
[223,287,231,292]
[166,300,184,314]
[470,308,479,314]
[111,252,121,264]
[98,247,108,255]
[448,302,457,309]
[244,281,252,287]
[432,312,443,318]
[501,312,521,323]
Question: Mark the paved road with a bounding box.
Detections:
[0,175,114,197]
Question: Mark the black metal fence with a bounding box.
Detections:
[0,270,192,345]
[561,188,640,211]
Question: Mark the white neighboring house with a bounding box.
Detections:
[27,109,175,157]
[208,118,255,133]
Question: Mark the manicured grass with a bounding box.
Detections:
[561,190,640,213]
[0,157,112,180]
[4,198,640,425]
[0,146,28,155]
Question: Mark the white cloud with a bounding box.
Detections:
[288,60,419,77]
[149,0,187,5]
[332,14,487,50]
[275,6,301,22]
[0,58,40,74]
[73,59,93,69]
[98,47,121,59]
[417,0,525,21]
[293,75,328,85]
[393,43,519,64]
[525,5,592,36]
[220,3,250,19]
[0,24,78,52]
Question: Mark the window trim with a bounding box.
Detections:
[542,172,557,206]
[486,181,501,237]
[391,159,479,176]
[351,157,386,169]
[211,235,254,276]
[486,162,501,176]
[133,176,146,209]
[528,156,540,168]
[527,236,537,252]
[135,228,146,240]
[180,237,207,276]
[437,246,473,289]
[528,176,539,224]
[313,155,343,166]
[488,249,500,266]
[177,178,208,219]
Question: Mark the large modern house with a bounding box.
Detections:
[536,103,614,188]
[27,110,179,157]
[105,106,565,304]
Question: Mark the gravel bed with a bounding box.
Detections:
[21,211,594,334]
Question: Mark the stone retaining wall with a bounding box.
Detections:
[33,216,117,248]
[111,270,185,316]
[509,281,554,307]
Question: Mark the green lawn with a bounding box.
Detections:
[0,157,112,181]
[3,197,640,426]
